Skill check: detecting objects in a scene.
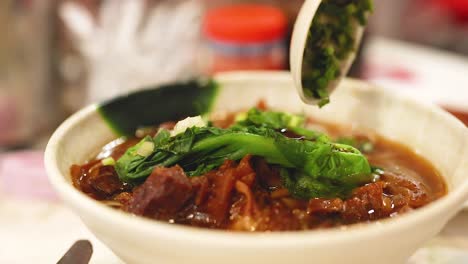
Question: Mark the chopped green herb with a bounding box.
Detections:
[361,141,374,153]
[101,157,116,166]
[302,0,373,106]
[136,141,155,157]
[371,166,384,182]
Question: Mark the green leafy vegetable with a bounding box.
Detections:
[115,115,373,198]
[281,169,370,198]
[98,79,219,136]
[235,108,305,130]
[234,108,325,140]
[302,0,373,106]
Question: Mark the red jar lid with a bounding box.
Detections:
[431,0,468,23]
[203,4,287,44]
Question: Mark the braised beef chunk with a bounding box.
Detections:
[381,172,430,208]
[183,156,257,228]
[200,160,240,226]
[113,192,133,208]
[190,176,210,206]
[306,172,434,224]
[126,166,193,219]
[308,198,344,215]
[70,162,129,200]
[341,182,388,222]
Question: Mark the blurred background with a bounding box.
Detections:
[1,1,468,262]
[1,0,468,150]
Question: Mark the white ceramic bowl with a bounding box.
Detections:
[45,71,468,264]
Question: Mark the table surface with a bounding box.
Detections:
[364,37,468,114]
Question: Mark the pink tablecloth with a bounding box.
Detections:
[0,151,57,201]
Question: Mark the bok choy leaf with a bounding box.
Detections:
[115,119,373,198]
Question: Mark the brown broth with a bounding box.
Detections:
[317,121,446,201]
[71,115,447,231]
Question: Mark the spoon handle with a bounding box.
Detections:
[57,240,93,264]
[290,0,322,103]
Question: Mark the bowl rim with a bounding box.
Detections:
[45,71,468,247]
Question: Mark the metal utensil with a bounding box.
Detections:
[57,240,93,264]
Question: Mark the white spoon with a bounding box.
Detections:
[290,0,366,105]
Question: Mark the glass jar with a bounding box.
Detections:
[201,4,288,74]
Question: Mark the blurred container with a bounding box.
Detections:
[372,0,468,56]
[429,0,468,55]
[0,0,60,148]
[59,0,202,105]
[202,4,287,74]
